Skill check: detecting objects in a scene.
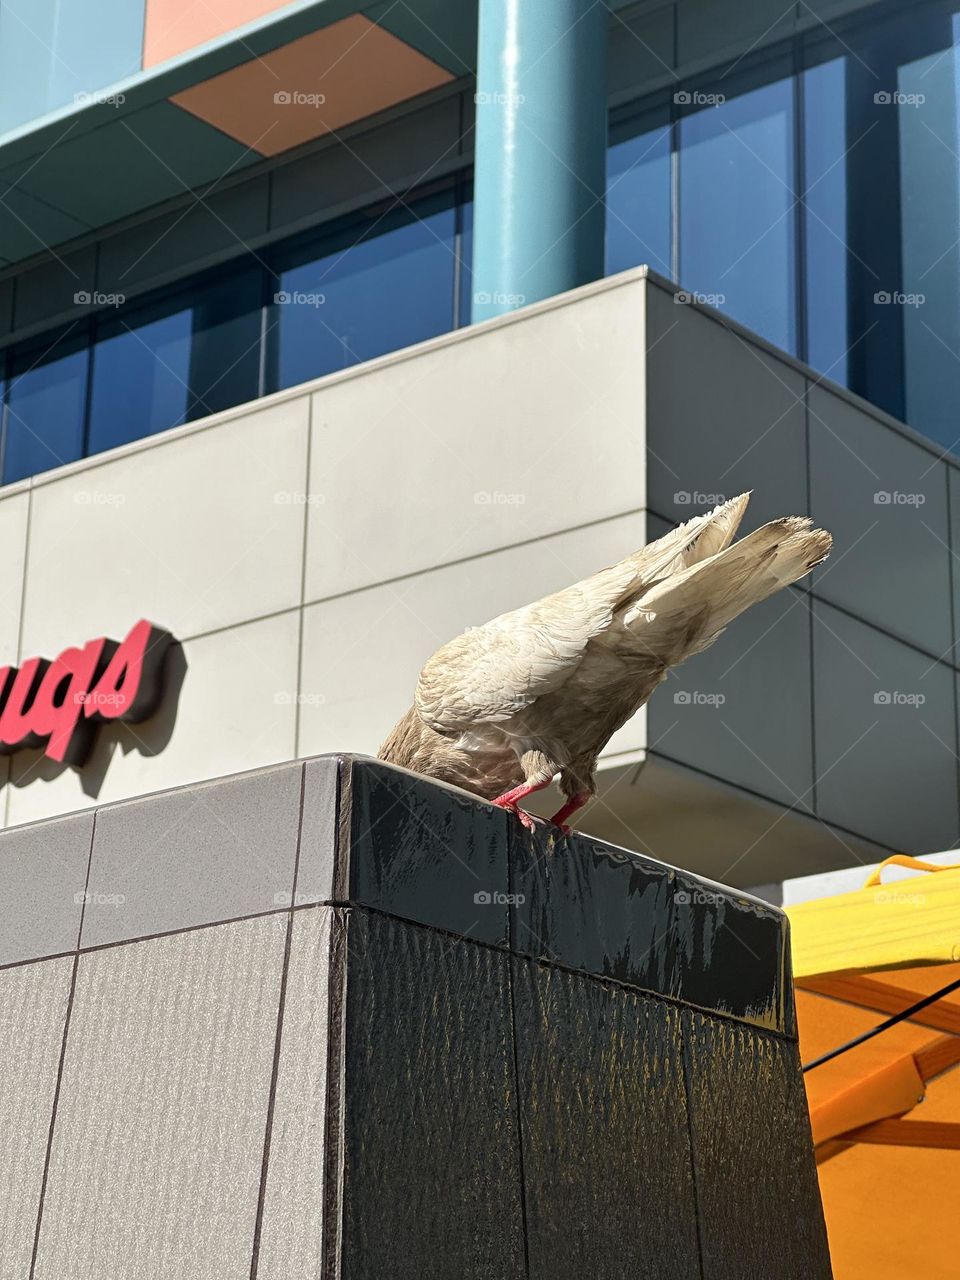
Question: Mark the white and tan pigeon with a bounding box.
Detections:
[378,494,830,830]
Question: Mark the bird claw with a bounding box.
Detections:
[514,806,538,832]
[493,800,538,832]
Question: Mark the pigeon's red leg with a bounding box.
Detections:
[491,779,551,832]
[548,791,592,833]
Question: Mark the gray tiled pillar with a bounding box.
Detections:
[0,754,832,1279]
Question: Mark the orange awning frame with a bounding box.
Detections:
[788,856,960,1155]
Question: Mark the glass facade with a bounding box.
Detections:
[4,1,960,482]
[270,197,458,392]
[606,3,960,451]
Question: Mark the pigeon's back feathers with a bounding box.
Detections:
[380,493,831,814]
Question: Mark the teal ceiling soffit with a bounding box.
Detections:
[365,0,478,77]
[0,0,475,267]
[0,180,90,262]
[0,101,259,232]
[0,0,364,171]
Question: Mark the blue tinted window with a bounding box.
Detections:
[270,198,456,392]
[3,334,88,484]
[606,111,672,278]
[897,25,960,448]
[87,264,263,455]
[458,197,474,326]
[88,303,192,454]
[679,74,797,352]
[803,56,849,383]
[186,264,263,419]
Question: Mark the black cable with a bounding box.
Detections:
[801,973,960,1072]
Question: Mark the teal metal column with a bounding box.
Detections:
[471,0,607,323]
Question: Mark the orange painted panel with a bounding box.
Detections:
[170,16,453,156]
[144,0,298,68]
[797,966,960,1279]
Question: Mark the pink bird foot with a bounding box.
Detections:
[548,792,592,833]
[491,778,550,832]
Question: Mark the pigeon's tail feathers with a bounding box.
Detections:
[634,492,752,580]
[624,516,831,663]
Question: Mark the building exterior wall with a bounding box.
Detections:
[0,270,954,885]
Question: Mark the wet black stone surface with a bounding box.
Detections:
[297,756,829,1280]
[314,756,795,1033]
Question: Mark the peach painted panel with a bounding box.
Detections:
[171,16,453,157]
[144,0,299,68]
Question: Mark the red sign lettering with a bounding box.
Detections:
[0,620,172,766]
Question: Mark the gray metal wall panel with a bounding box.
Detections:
[645,282,809,529]
[81,762,303,947]
[0,811,92,966]
[808,386,953,657]
[255,906,335,1280]
[0,956,72,1280]
[32,915,287,1280]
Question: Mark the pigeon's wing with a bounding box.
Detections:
[415,494,753,735]
[415,559,644,733]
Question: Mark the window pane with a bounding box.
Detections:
[270,198,456,392]
[897,23,960,449]
[87,264,263,455]
[606,110,672,278]
[88,303,192,454]
[680,73,797,352]
[803,55,849,384]
[458,196,474,326]
[187,264,262,420]
[3,334,88,484]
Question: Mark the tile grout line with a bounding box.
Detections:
[6,480,33,829]
[248,761,307,1278]
[320,759,348,1280]
[678,1012,708,1280]
[293,395,314,758]
[0,894,801,1042]
[28,807,96,1280]
[504,826,532,1279]
[804,383,819,814]
[946,467,960,834]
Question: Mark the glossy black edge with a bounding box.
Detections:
[271,754,795,1033]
